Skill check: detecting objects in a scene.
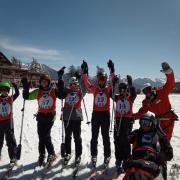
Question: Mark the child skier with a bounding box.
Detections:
[21,74,62,166]
[122,113,173,180]
[113,75,137,174]
[0,81,19,164]
[81,60,115,168]
[58,67,85,166]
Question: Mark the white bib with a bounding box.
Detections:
[95,92,107,107]
[39,94,53,109]
[66,92,79,105]
[116,99,130,114]
[0,102,11,117]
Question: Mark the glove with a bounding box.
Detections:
[127,75,132,86]
[21,77,29,90]
[160,62,172,74]
[107,59,114,73]
[11,82,17,89]
[112,75,119,84]
[81,60,88,74]
[22,89,29,99]
[75,71,81,80]
[57,66,66,79]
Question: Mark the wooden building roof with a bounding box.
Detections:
[0,52,13,65]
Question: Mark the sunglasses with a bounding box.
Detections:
[140,119,152,127]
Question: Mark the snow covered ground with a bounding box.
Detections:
[0,91,180,179]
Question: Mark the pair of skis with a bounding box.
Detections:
[89,165,124,180]
[59,155,81,179]
[89,163,109,179]
[0,162,23,180]
[32,155,59,180]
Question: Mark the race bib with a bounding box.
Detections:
[141,134,153,145]
[95,92,107,107]
[116,99,130,114]
[66,92,79,105]
[39,94,53,109]
[0,102,11,117]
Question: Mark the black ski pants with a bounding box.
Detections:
[0,119,17,160]
[91,111,111,158]
[64,120,82,157]
[37,112,55,156]
[114,117,133,162]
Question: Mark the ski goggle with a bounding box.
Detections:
[140,119,152,127]
[142,86,152,95]
[0,87,9,92]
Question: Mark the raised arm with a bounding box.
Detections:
[107,59,117,92]
[158,62,175,95]
[81,60,96,93]
[126,75,137,103]
[11,83,19,101]
[56,66,67,99]
[21,77,38,100]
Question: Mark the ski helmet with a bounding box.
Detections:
[142,83,152,94]
[0,81,11,92]
[69,77,78,85]
[139,113,157,129]
[39,74,51,85]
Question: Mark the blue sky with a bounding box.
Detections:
[0,0,180,79]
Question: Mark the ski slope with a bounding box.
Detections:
[0,91,180,179]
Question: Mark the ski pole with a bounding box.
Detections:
[109,71,115,134]
[10,72,15,131]
[117,113,123,137]
[16,99,26,160]
[78,79,90,125]
[10,82,14,131]
[66,102,75,128]
[60,99,66,158]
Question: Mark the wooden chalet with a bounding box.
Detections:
[0,52,45,86]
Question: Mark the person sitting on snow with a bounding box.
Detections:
[123,113,173,180]
[0,81,19,164]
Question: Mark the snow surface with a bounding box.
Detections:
[0,91,180,180]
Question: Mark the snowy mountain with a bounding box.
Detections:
[133,78,163,90]
[41,64,58,80]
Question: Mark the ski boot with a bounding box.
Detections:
[10,158,17,167]
[75,156,81,167]
[104,156,110,169]
[47,154,57,167]
[64,154,71,166]
[115,160,124,174]
[38,154,45,167]
[91,156,97,168]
